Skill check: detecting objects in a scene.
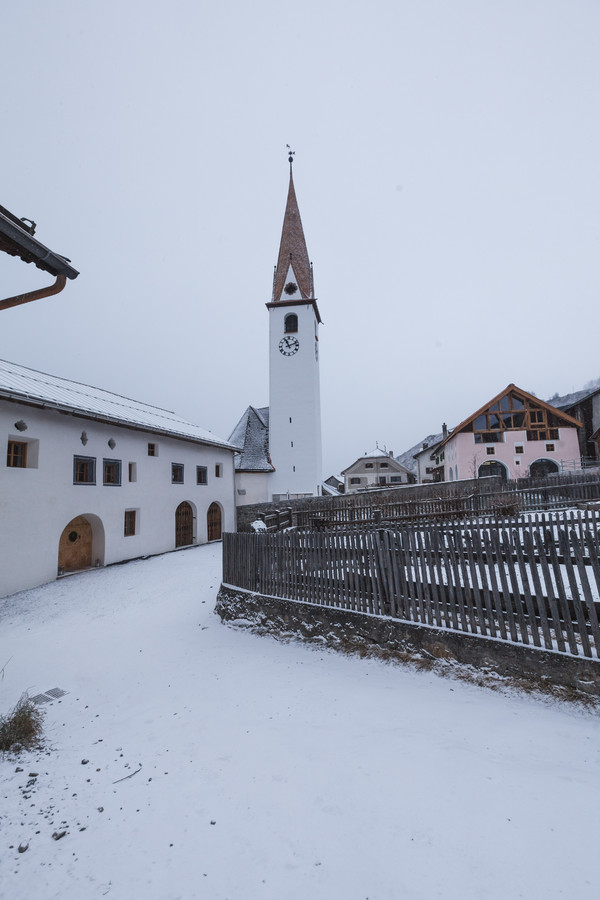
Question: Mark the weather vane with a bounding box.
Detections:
[286,144,295,166]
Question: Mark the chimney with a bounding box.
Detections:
[388,450,393,457]
[442,422,448,438]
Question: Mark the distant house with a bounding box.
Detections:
[414,384,582,484]
[322,474,344,495]
[0,359,237,598]
[341,448,413,493]
[547,385,600,466]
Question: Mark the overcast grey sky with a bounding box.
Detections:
[2,0,599,476]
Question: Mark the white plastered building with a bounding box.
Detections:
[0,359,237,598]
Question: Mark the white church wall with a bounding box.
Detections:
[268,302,322,500]
[234,472,271,506]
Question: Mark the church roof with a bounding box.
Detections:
[228,405,274,472]
[0,358,235,450]
[272,165,313,302]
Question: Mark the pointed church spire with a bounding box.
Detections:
[272,150,313,301]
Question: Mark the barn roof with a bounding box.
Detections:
[0,358,236,450]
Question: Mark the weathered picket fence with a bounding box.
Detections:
[222,509,600,660]
[295,473,600,529]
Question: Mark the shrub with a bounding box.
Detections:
[0,694,45,753]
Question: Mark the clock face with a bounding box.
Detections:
[279,335,299,356]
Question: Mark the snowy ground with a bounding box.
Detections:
[1,544,599,900]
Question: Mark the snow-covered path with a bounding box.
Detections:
[1,544,599,900]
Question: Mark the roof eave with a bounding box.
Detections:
[0,208,79,280]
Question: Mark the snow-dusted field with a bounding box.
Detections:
[1,544,599,900]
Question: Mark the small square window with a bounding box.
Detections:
[7,440,27,468]
[197,466,207,485]
[172,463,184,484]
[74,455,96,484]
[486,447,495,455]
[103,459,122,486]
[515,445,524,454]
[148,443,158,457]
[124,510,136,536]
[215,463,222,478]
[546,443,555,452]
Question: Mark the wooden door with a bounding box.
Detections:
[207,502,222,542]
[175,501,194,547]
[58,516,93,572]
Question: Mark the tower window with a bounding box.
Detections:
[284,314,298,333]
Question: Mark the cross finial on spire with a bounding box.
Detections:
[286,144,295,168]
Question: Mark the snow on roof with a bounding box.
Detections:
[228,405,274,472]
[395,433,445,470]
[547,386,600,410]
[0,358,235,450]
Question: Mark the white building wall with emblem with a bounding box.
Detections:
[0,400,236,598]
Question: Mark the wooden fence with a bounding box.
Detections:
[295,473,600,529]
[222,510,600,660]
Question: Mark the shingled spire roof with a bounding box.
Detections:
[272,156,313,302]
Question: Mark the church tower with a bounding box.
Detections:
[266,152,322,501]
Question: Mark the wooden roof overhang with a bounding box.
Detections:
[436,383,583,453]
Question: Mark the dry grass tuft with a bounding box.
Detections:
[0,694,45,753]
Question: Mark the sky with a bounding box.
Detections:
[2,0,600,476]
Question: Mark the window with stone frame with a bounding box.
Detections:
[172,463,184,484]
[74,455,96,484]
[124,509,136,536]
[103,458,122,486]
[7,440,27,468]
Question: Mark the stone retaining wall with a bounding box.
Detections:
[216,585,600,700]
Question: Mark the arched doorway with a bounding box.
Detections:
[207,502,222,542]
[478,460,508,481]
[58,515,93,573]
[175,501,195,547]
[530,458,560,478]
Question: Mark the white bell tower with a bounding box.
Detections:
[267,152,322,501]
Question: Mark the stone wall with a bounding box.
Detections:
[216,585,600,700]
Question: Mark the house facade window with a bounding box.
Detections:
[284,313,298,333]
[390,476,403,483]
[515,445,524,454]
[350,477,361,484]
[172,463,184,484]
[74,456,96,485]
[197,466,208,485]
[103,459,122,486]
[486,447,495,455]
[380,462,389,468]
[124,510,137,536]
[148,443,158,457]
[7,440,27,468]
[129,462,137,482]
[215,463,222,478]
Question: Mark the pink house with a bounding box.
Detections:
[415,384,582,483]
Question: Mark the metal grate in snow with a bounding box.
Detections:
[31,687,68,704]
